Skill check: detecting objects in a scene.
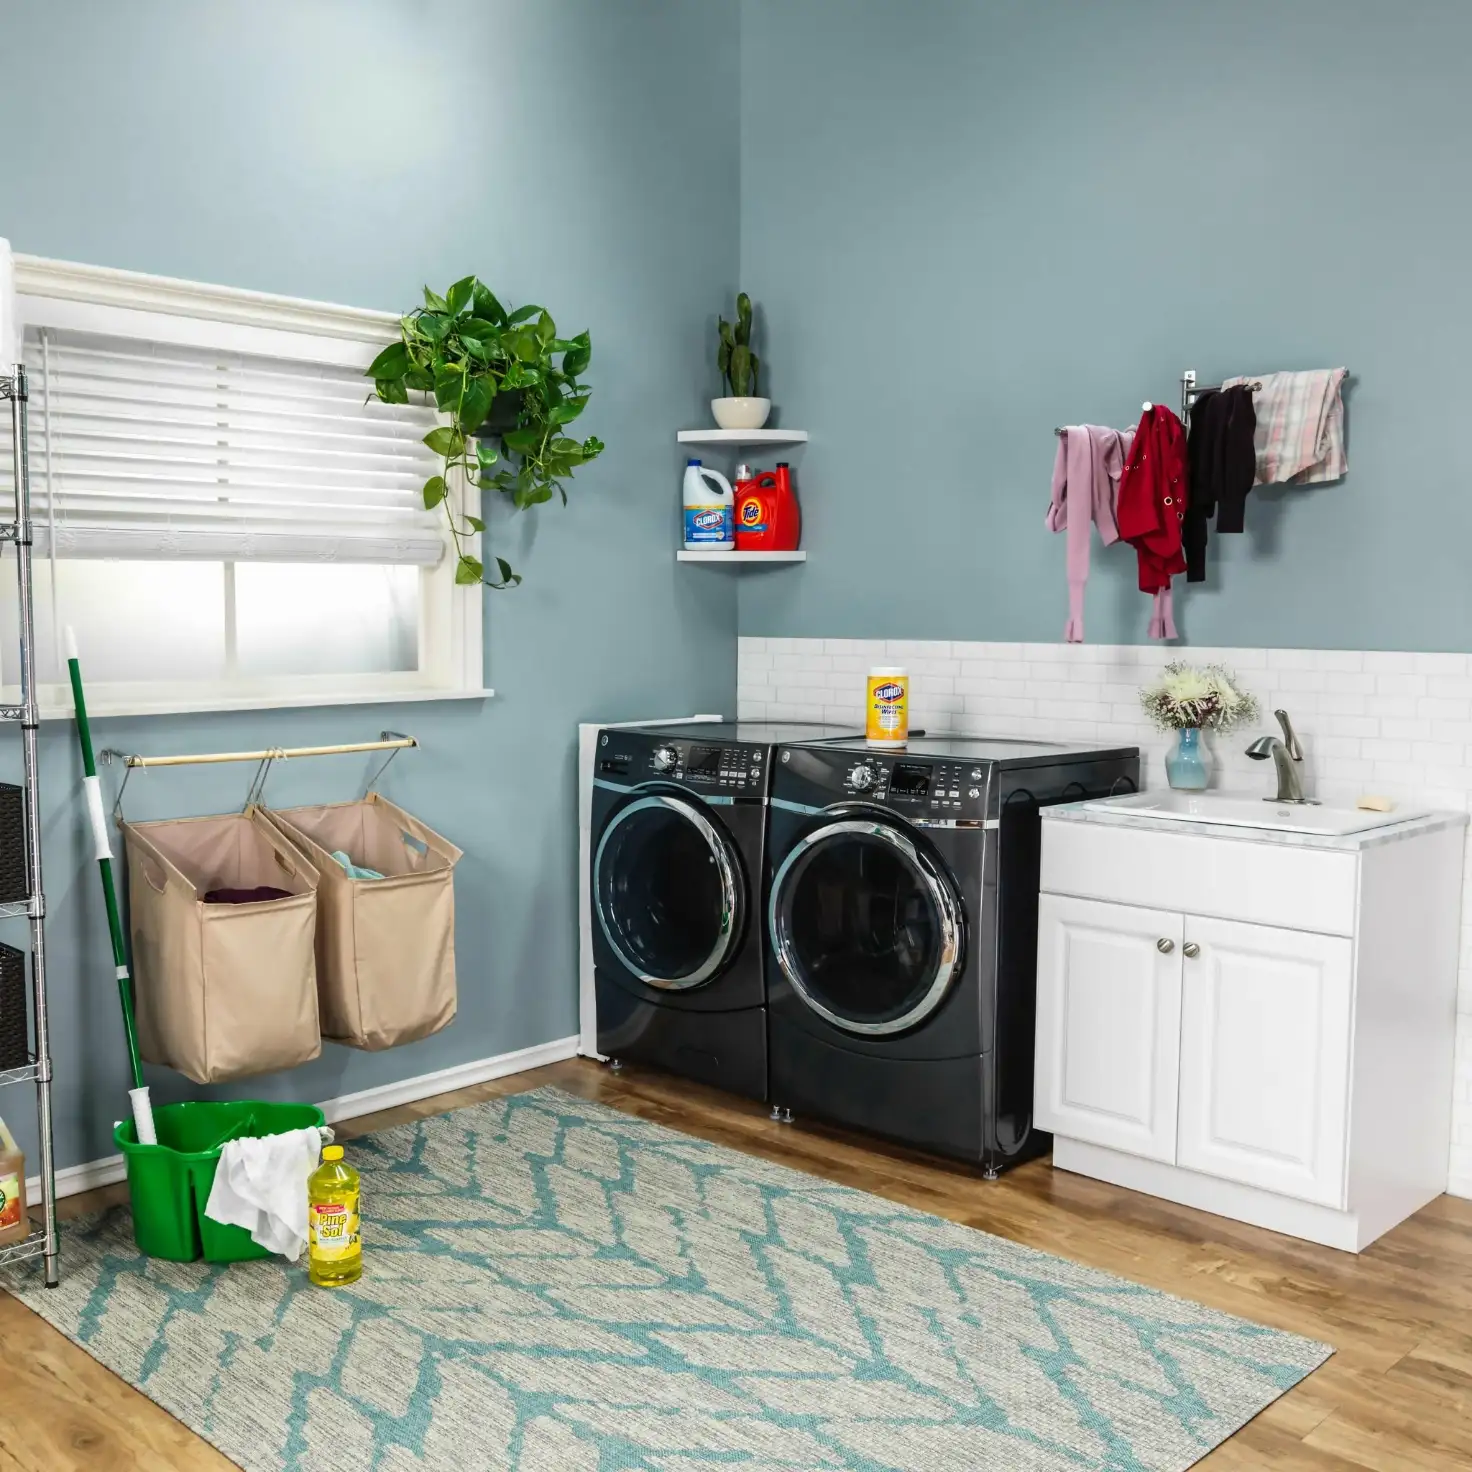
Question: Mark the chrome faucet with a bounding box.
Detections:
[1245,709,1314,804]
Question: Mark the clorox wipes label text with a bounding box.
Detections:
[866,670,910,746]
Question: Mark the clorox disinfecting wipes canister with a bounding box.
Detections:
[866,666,909,748]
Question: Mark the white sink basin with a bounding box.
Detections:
[1083,790,1425,836]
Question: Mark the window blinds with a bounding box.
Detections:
[9,325,446,565]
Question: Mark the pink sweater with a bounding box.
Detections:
[1046,425,1133,642]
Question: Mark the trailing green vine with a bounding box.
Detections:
[367,275,603,588]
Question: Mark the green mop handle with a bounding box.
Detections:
[65,635,144,1092]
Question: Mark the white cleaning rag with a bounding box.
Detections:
[204,1127,323,1261]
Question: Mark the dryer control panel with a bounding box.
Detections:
[598,737,768,794]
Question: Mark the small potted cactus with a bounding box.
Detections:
[712,291,770,430]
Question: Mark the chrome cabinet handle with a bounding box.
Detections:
[1156,937,1175,954]
[1183,942,1201,959]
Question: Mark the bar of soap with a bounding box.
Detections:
[1356,795,1395,812]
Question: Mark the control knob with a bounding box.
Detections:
[651,745,678,773]
[848,763,877,791]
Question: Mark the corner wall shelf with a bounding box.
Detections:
[677,429,809,448]
[677,550,807,564]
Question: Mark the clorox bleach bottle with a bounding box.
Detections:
[683,459,735,551]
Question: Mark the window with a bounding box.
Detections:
[0,247,486,716]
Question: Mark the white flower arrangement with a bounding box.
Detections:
[1140,662,1259,733]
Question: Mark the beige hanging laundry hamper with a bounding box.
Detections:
[264,793,462,1051]
[123,809,322,1084]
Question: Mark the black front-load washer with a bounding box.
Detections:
[765,735,1139,1172]
[591,720,859,1101]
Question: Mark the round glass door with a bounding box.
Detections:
[594,795,743,989]
[769,818,963,1035]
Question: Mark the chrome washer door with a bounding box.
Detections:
[594,794,743,989]
[769,817,964,1035]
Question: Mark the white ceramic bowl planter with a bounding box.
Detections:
[711,396,771,430]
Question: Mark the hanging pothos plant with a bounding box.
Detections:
[366,275,603,588]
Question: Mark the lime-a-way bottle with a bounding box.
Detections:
[308,1145,361,1287]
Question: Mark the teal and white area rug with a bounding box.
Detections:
[3,1087,1329,1471]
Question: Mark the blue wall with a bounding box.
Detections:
[0,0,740,1170]
[9,0,1467,1174]
[738,0,1472,651]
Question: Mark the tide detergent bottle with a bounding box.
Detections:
[683,460,734,551]
[735,462,801,552]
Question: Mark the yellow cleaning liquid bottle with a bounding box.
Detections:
[308,1145,361,1287]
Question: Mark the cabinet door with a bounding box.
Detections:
[1035,894,1184,1162]
[1177,916,1352,1207]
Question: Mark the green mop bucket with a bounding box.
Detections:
[114,1100,326,1263]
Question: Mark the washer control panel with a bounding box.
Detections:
[599,737,767,793]
[838,756,986,814]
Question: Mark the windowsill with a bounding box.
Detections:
[35,686,496,722]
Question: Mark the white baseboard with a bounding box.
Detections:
[26,1152,131,1203]
[316,1034,579,1125]
[26,1033,581,1203]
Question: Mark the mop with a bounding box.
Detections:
[65,628,155,1145]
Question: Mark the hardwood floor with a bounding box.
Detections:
[3,1056,1471,1469]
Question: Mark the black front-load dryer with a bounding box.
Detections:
[591,721,859,1101]
[765,735,1139,1171]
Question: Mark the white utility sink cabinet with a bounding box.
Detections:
[1033,803,1468,1252]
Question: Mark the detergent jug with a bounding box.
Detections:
[0,1114,26,1247]
[682,460,734,551]
[735,462,801,552]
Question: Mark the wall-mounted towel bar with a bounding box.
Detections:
[1054,367,1351,436]
[1180,368,1351,426]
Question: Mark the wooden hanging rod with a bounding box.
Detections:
[101,734,417,769]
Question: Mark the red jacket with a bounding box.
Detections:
[1117,405,1188,593]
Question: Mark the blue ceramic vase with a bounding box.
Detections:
[1165,726,1210,791]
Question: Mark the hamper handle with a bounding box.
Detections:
[138,852,169,894]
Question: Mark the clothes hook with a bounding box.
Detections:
[243,748,284,811]
[363,730,416,797]
[112,757,139,827]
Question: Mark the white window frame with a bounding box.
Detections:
[9,253,488,719]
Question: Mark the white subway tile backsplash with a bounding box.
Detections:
[1381,718,1434,741]
[1420,697,1472,722]
[740,634,1472,1198]
[1317,694,1369,717]
[1268,648,1320,670]
[1362,738,1413,763]
[1375,674,1425,698]
[886,639,951,660]
[1413,741,1467,766]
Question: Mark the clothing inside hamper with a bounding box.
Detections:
[203,886,292,905]
[138,814,314,898]
[279,804,448,878]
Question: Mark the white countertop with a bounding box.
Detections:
[1043,798,1468,852]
